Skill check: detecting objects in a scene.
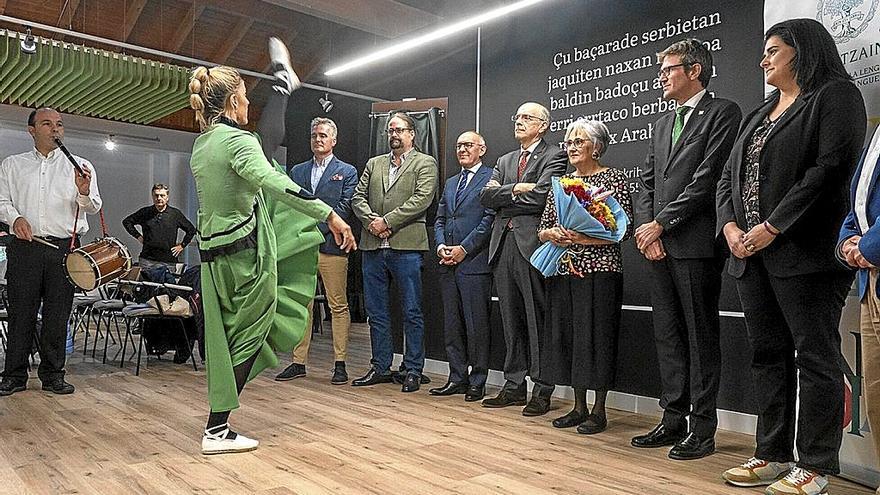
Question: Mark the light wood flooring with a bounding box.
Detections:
[0,323,874,495]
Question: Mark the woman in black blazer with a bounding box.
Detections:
[716,19,866,495]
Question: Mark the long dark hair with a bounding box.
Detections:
[765,18,850,94]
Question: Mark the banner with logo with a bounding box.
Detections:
[766,1,880,487]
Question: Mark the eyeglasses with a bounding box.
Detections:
[386,127,413,135]
[657,63,690,78]
[511,114,546,123]
[455,142,482,150]
[562,138,590,151]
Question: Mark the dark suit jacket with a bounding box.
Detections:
[480,139,568,264]
[289,156,358,256]
[838,143,880,300]
[434,164,495,275]
[636,94,741,259]
[717,79,867,278]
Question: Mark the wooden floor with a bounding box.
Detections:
[0,323,874,495]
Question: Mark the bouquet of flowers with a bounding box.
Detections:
[529,176,628,277]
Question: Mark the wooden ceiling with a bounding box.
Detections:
[0,0,502,132]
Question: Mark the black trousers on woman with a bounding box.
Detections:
[736,256,853,475]
[2,237,76,382]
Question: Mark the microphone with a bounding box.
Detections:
[53,137,85,176]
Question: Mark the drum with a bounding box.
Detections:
[64,237,132,291]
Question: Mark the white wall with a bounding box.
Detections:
[0,104,200,265]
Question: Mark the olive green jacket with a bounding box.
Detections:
[351,149,438,251]
[190,123,331,251]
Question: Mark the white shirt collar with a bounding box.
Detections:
[313,154,334,168]
[679,89,707,110]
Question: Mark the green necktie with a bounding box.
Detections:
[671,105,692,145]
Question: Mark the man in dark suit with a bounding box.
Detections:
[275,117,358,385]
[480,102,567,416]
[632,39,742,460]
[430,131,495,402]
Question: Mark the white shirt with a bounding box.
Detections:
[856,126,880,232]
[678,88,707,129]
[0,147,102,238]
[310,154,334,192]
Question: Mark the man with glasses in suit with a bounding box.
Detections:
[480,102,567,416]
[351,112,438,393]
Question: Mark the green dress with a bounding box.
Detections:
[190,123,332,412]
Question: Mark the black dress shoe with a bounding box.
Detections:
[522,395,551,416]
[630,423,686,448]
[401,373,420,393]
[351,368,394,386]
[482,388,527,408]
[41,378,75,395]
[429,381,468,396]
[668,432,715,460]
[0,378,27,397]
[464,385,485,402]
[330,361,348,385]
[576,413,607,435]
[552,410,586,428]
[275,363,306,381]
[392,370,431,385]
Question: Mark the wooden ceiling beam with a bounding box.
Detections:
[261,0,441,38]
[167,2,206,52]
[211,17,254,65]
[122,0,149,41]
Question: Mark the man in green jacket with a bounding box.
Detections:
[351,112,438,393]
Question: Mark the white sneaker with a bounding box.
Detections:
[201,424,259,455]
[268,37,301,95]
[765,467,828,495]
[722,457,794,487]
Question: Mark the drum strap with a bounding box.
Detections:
[68,206,110,251]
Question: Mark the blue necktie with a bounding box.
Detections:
[455,169,470,207]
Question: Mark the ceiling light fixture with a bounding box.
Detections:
[20,27,36,55]
[103,135,117,151]
[319,93,334,113]
[324,0,546,76]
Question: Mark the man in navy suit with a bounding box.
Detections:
[275,117,358,385]
[430,131,495,402]
[839,126,880,468]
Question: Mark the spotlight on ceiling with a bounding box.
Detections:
[319,93,333,113]
[104,135,117,151]
[20,27,36,55]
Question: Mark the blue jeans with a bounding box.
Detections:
[362,249,425,375]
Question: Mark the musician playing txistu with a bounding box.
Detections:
[0,107,102,397]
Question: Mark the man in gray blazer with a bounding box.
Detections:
[350,112,438,393]
[633,39,742,460]
[480,102,567,416]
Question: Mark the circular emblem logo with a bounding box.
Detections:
[817,0,878,44]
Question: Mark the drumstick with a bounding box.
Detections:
[15,234,59,249]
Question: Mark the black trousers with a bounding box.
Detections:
[3,237,76,382]
[493,232,554,397]
[440,268,492,388]
[649,256,723,438]
[736,256,852,475]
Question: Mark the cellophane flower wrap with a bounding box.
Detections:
[529,176,629,277]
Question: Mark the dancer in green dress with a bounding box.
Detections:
[188,38,356,455]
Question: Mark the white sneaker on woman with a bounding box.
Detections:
[268,37,301,95]
[201,424,259,455]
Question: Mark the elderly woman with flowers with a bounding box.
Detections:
[536,118,632,434]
